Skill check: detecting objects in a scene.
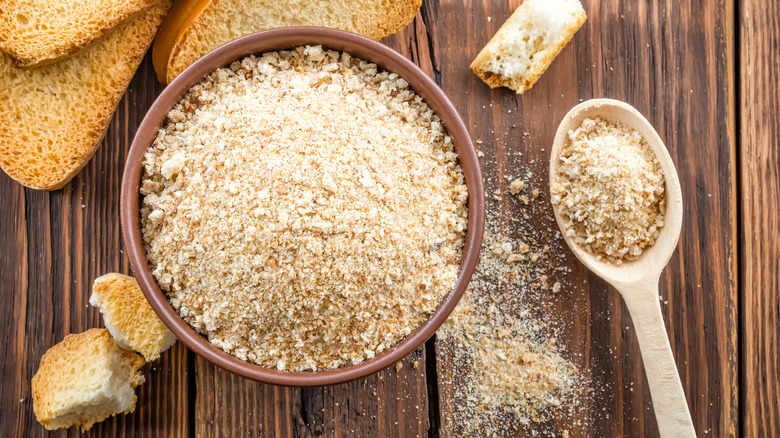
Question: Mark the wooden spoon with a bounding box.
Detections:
[549,99,695,437]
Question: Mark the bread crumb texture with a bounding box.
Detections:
[165,0,421,82]
[551,117,666,265]
[141,46,468,372]
[0,1,171,190]
[470,0,586,94]
[90,273,177,361]
[31,329,145,431]
[438,172,587,436]
[0,0,158,67]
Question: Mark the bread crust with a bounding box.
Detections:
[163,0,421,83]
[152,0,213,83]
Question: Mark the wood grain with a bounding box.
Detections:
[0,0,766,436]
[194,349,428,438]
[428,0,737,436]
[739,0,780,435]
[0,57,191,437]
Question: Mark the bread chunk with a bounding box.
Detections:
[0,0,159,67]
[90,273,177,361]
[0,1,171,190]
[31,329,145,431]
[470,0,586,94]
[157,0,421,83]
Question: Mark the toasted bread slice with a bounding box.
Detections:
[470,0,586,94]
[31,329,145,431]
[0,1,171,190]
[0,0,160,67]
[158,0,421,83]
[90,273,177,361]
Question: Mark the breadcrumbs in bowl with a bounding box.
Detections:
[121,28,484,385]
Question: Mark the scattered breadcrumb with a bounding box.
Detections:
[438,174,587,436]
[550,117,665,265]
[509,179,525,194]
[141,46,468,371]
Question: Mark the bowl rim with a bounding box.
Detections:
[120,26,485,386]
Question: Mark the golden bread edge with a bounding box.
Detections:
[152,0,213,83]
[163,0,422,83]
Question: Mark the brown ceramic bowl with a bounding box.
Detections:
[120,27,485,386]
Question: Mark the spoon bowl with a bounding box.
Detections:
[549,99,695,437]
[549,98,683,290]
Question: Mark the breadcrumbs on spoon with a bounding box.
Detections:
[551,116,665,265]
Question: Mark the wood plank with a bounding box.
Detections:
[0,55,191,437]
[739,0,780,435]
[0,156,29,435]
[431,0,738,436]
[194,349,428,438]
[0,1,751,436]
[190,21,434,438]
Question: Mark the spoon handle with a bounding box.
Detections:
[618,278,697,438]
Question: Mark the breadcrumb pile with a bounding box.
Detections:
[551,117,665,265]
[140,46,468,371]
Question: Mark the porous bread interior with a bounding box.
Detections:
[470,0,586,94]
[0,1,171,190]
[0,0,159,67]
[91,273,177,362]
[31,329,145,431]
[165,0,420,82]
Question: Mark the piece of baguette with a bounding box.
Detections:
[470,0,586,94]
[157,0,421,83]
[0,0,159,67]
[0,1,171,190]
[90,273,177,361]
[31,329,145,431]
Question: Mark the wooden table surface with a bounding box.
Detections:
[1,0,777,436]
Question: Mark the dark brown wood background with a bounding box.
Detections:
[1,0,776,436]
